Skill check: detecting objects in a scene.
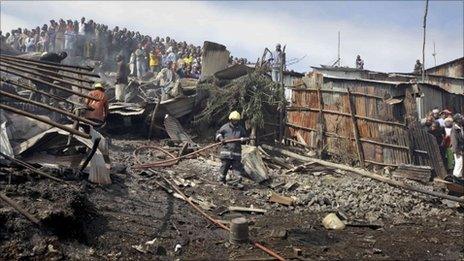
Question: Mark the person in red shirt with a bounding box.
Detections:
[85,83,109,125]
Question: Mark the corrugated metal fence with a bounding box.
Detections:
[286,73,411,167]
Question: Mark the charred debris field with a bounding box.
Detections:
[1,22,464,260]
[1,136,463,260]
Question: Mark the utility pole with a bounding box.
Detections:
[421,0,429,82]
[278,46,286,143]
[432,41,437,66]
[337,31,341,67]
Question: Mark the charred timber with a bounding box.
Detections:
[0,62,93,91]
[0,55,99,77]
[1,54,95,72]
[1,58,95,84]
[287,106,406,127]
[0,78,76,106]
[0,151,64,182]
[0,90,98,126]
[0,103,91,139]
[0,67,99,101]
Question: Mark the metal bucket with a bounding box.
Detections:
[229,217,249,244]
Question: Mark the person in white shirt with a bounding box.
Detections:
[270,43,284,82]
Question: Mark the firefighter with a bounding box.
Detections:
[84,82,109,126]
[215,111,248,184]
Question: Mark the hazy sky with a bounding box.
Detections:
[1,1,463,72]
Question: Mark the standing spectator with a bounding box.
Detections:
[48,20,57,52]
[64,20,76,55]
[135,44,147,78]
[270,43,284,82]
[450,114,464,178]
[0,31,8,46]
[355,55,364,69]
[444,117,455,173]
[428,121,446,165]
[165,46,177,66]
[55,19,66,52]
[149,49,160,73]
[18,28,27,52]
[115,54,128,101]
[24,31,36,52]
[129,49,136,76]
[414,59,423,74]
[77,17,86,56]
[155,61,181,100]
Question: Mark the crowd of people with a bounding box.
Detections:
[0,17,209,80]
[0,17,254,81]
[421,108,464,180]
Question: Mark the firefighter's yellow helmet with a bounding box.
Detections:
[229,111,241,120]
[93,82,104,90]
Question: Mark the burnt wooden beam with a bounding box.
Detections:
[0,90,98,126]
[347,88,365,167]
[0,62,93,91]
[1,78,75,106]
[1,58,95,84]
[0,67,99,101]
[1,54,96,73]
[0,103,90,139]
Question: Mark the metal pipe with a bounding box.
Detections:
[0,90,98,126]
[0,62,93,91]
[1,58,95,84]
[0,67,99,101]
[0,103,90,139]
[1,54,95,72]
[0,78,76,106]
[160,176,286,261]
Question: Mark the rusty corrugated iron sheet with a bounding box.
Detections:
[286,79,411,167]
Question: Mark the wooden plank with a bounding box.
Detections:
[347,88,365,167]
[287,107,405,127]
[392,164,432,183]
[269,192,295,206]
[228,206,267,214]
[315,73,325,157]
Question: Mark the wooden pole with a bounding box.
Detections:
[278,48,286,143]
[0,193,41,225]
[80,137,101,172]
[1,78,76,106]
[0,90,98,126]
[347,88,365,167]
[0,62,93,91]
[0,151,64,182]
[1,58,95,83]
[148,98,162,139]
[315,73,325,158]
[0,103,90,139]
[261,144,464,204]
[1,54,96,72]
[0,68,99,101]
[421,0,429,82]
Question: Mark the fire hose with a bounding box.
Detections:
[132,138,247,169]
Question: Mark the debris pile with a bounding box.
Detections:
[194,71,282,132]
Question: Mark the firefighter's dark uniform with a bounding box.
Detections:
[216,122,247,183]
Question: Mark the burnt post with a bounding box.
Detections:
[315,73,325,158]
[347,88,365,168]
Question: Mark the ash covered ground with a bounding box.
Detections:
[1,136,463,260]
